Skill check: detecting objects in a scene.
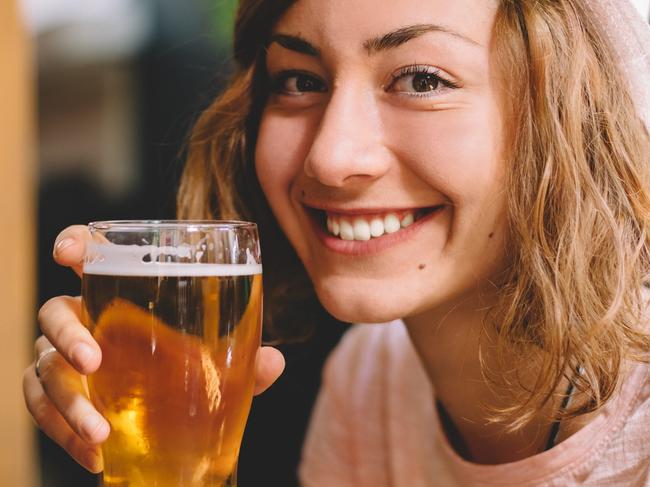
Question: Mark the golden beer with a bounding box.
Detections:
[82,263,262,487]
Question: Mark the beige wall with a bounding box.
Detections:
[0,1,37,486]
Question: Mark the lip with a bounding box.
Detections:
[304,204,431,217]
[304,204,445,256]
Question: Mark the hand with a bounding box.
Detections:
[22,225,285,473]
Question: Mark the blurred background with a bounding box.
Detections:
[2,0,347,485]
[2,0,649,486]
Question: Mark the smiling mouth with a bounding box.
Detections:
[308,206,444,241]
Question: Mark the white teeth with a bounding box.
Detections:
[325,210,420,240]
[383,214,401,234]
[352,218,371,241]
[369,218,385,238]
[401,213,414,228]
[339,219,354,240]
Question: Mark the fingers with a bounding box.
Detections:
[29,296,109,473]
[253,346,285,395]
[32,341,110,443]
[52,225,92,277]
[38,296,101,375]
[23,363,105,473]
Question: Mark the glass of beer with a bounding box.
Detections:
[81,221,263,487]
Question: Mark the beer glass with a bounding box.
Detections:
[81,221,262,487]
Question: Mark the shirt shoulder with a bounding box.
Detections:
[584,361,650,484]
[299,321,413,487]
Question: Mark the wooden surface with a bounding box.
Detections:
[0,1,37,485]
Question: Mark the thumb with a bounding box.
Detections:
[254,346,285,395]
[52,225,93,277]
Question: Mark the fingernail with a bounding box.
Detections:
[55,238,75,255]
[72,343,94,370]
[81,414,109,442]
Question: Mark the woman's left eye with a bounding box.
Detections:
[387,65,459,97]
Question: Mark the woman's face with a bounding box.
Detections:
[255,0,507,323]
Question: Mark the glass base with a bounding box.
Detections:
[99,461,237,487]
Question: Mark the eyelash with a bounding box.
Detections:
[268,64,461,98]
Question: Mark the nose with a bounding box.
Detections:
[304,83,391,188]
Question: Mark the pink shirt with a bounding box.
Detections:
[299,321,650,486]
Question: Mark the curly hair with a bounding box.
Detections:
[489,0,650,428]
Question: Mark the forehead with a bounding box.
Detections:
[273,0,499,50]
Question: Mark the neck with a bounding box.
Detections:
[403,290,564,464]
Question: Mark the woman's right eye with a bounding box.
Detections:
[270,71,327,96]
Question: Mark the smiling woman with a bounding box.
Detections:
[177,0,650,483]
[24,0,650,485]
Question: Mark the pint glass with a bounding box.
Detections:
[81,221,262,487]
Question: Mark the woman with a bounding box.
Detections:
[24,0,650,485]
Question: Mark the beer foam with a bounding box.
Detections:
[84,243,262,276]
[84,262,262,276]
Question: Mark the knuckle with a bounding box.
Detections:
[32,400,52,426]
[55,327,88,359]
[51,321,71,348]
[62,431,81,457]
[37,353,66,385]
[34,335,50,352]
[38,296,73,328]
[69,396,91,430]
[26,386,53,427]
[37,297,58,324]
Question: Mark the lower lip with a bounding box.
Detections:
[307,207,445,256]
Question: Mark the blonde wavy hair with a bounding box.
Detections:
[177,0,650,427]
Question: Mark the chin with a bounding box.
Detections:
[313,280,414,324]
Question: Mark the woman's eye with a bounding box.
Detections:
[271,71,327,96]
[388,66,459,97]
[414,73,441,92]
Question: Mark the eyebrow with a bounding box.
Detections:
[269,33,321,57]
[364,23,480,53]
[268,23,480,58]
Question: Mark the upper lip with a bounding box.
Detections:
[303,203,444,215]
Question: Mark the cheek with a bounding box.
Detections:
[255,111,316,207]
[256,115,295,192]
[255,109,324,262]
[384,104,505,203]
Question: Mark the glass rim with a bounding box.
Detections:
[88,220,257,231]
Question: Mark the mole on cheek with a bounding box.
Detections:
[418,264,426,270]
[488,232,494,239]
